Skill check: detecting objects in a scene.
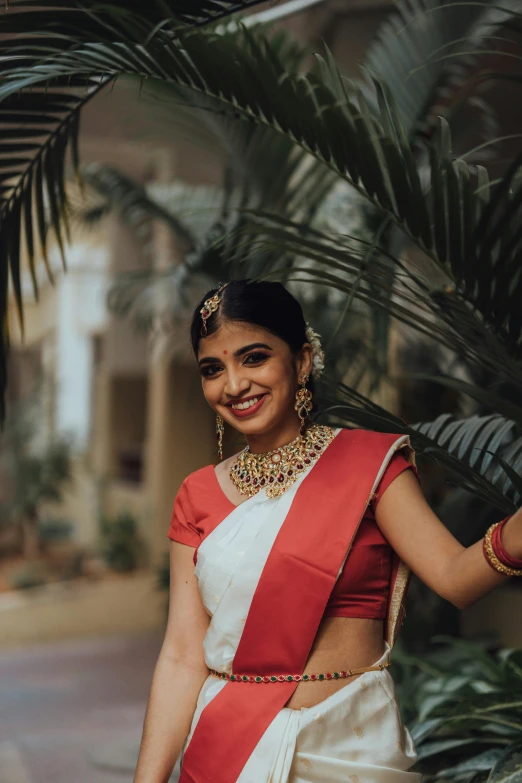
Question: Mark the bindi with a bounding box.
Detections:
[223,350,228,354]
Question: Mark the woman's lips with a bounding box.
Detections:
[227,394,268,419]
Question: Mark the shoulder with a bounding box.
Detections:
[181,463,216,489]
[334,428,417,479]
[173,464,217,508]
[335,427,411,453]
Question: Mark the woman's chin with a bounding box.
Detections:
[228,415,270,435]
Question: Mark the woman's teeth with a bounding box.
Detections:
[231,396,262,410]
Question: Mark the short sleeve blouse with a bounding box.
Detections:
[167,450,418,549]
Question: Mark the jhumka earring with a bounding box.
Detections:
[200,282,229,337]
[294,374,313,435]
[216,414,225,461]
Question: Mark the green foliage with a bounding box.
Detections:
[1,0,521,511]
[99,510,148,573]
[318,380,518,513]
[38,517,73,544]
[8,562,47,591]
[0,390,73,557]
[394,637,522,782]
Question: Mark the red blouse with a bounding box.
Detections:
[168,452,418,620]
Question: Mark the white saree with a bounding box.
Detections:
[176,429,421,783]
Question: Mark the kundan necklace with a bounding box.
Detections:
[230,423,336,499]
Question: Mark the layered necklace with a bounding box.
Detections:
[230,423,336,499]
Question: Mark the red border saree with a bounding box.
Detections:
[178,428,420,783]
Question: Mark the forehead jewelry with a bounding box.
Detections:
[200,282,229,337]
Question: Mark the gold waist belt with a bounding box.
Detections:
[209,660,391,684]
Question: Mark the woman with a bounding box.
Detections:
[133,279,522,783]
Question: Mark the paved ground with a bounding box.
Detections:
[0,631,180,783]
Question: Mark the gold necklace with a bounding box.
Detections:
[230,423,336,499]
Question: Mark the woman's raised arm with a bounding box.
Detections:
[375,469,522,610]
[133,541,210,783]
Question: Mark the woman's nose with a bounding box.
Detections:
[224,371,250,398]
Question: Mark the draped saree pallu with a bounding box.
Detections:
[179,429,421,783]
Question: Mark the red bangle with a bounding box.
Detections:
[491,516,522,569]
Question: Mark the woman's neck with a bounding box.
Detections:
[246,417,302,455]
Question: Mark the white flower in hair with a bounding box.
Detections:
[305,324,325,379]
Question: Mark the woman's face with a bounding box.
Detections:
[197,320,313,438]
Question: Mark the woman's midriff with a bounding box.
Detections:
[283,617,385,710]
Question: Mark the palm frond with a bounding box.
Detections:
[398,373,522,428]
[0,21,517,308]
[319,378,519,512]
[231,212,522,389]
[106,265,207,336]
[0,77,107,420]
[1,4,522,424]
[364,0,519,143]
[77,164,196,251]
[131,24,336,232]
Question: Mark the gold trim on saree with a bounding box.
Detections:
[386,439,417,646]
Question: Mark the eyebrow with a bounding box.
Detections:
[198,342,273,366]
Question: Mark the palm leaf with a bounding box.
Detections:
[1,4,522,422]
[11,18,517,349]
[364,0,519,144]
[77,164,196,251]
[0,78,107,420]
[319,378,519,511]
[2,11,521,315]
[72,23,339,318]
[232,212,522,389]
[397,373,522,428]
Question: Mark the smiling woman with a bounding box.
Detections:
[192,280,316,453]
[132,279,522,783]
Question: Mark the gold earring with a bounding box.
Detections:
[216,414,224,461]
[294,374,313,435]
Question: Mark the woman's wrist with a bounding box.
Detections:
[499,511,522,561]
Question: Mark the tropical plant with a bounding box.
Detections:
[99,510,148,572]
[1,0,522,515]
[8,562,48,590]
[394,636,522,783]
[0,389,73,559]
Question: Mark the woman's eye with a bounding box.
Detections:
[201,364,222,378]
[244,352,270,365]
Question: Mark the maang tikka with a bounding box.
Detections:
[200,282,229,337]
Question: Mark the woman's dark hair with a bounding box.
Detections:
[190,279,316,394]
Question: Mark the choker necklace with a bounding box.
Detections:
[230,423,336,499]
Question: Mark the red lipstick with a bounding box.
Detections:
[226,393,268,419]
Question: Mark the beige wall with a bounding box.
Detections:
[108,374,148,477]
[10,281,57,348]
[42,457,101,547]
[144,360,215,566]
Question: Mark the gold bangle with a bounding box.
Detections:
[483,522,522,577]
